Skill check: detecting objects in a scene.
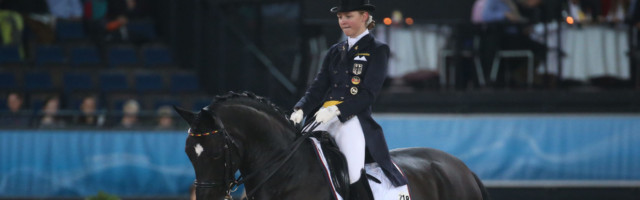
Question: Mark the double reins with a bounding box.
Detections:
[195,121,322,200]
[233,121,321,199]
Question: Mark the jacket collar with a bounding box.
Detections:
[347,33,373,56]
[348,29,369,50]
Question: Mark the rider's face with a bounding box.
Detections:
[337,11,368,38]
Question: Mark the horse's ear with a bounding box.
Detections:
[174,106,196,125]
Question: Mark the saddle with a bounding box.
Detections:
[310,131,351,198]
[308,131,410,200]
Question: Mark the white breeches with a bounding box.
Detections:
[306,116,365,184]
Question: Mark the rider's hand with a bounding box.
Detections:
[314,105,340,124]
[290,109,303,125]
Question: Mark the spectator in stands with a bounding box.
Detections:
[472,0,488,23]
[118,99,139,128]
[39,95,66,128]
[0,9,24,46]
[567,0,592,23]
[155,105,174,129]
[1,0,56,44]
[73,95,105,127]
[474,0,543,24]
[83,0,150,45]
[6,92,24,112]
[598,0,625,23]
[0,0,27,58]
[480,0,530,23]
[0,92,30,127]
[46,0,83,20]
[477,0,547,87]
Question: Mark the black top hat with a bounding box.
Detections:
[330,0,375,13]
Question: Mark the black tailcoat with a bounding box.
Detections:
[294,33,408,186]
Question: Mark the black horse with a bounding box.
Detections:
[175,92,489,200]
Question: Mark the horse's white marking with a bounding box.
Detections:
[194,143,204,157]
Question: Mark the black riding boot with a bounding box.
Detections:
[349,170,373,200]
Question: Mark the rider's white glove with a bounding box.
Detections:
[314,105,340,124]
[290,109,303,125]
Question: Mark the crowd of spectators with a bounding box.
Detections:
[0,0,188,130]
[447,0,640,89]
[473,0,637,27]
[0,0,160,69]
[0,91,182,129]
[0,0,154,44]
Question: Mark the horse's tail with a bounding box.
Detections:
[472,172,490,200]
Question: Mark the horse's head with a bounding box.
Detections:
[174,106,241,200]
[174,91,299,199]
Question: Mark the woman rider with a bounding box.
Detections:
[290,0,408,198]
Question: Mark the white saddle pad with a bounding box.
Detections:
[365,162,411,200]
[310,137,412,200]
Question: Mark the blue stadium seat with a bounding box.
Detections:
[112,99,127,111]
[35,45,67,66]
[24,71,54,91]
[142,46,174,67]
[63,72,93,92]
[70,46,102,67]
[108,46,139,67]
[153,98,179,109]
[135,73,164,92]
[0,98,6,111]
[99,73,129,92]
[0,72,17,90]
[56,20,85,41]
[0,45,22,64]
[29,98,46,111]
[170,73,199,93]
[127,20,157,40]
[66,94,85,110]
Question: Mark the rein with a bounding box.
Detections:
[235,121,321,199]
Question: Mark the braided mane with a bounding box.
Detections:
[207,91,293,128]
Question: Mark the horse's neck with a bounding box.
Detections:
[237,130,331,199]
[240,142,330,199]
[218,103,332,199]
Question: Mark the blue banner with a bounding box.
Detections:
[0,131,194,197]
[378,114,640,181]
[1,114,640,197]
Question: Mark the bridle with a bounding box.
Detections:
[189,122,322,200]
[190,128,241,200]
